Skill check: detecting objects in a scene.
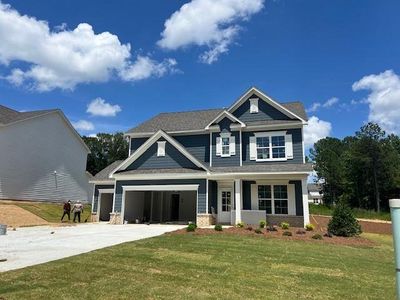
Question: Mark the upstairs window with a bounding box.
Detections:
[271,136,285,158]
[256,136,270,160]
[221,137,230,156]
[216,133,236,157]
[250,131,293,161]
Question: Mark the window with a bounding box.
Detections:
[258,185,272,214]
[257,184,288,215]
[271,136,285,158]
[313,198,319,204]
[221,191,231,212]
[274,185,288,214]
[221,137,230,156]
[256,136,270,160]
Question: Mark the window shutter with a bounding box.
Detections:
[229,135,235,155]
[251,184,258,210]
[216,137,222,156]
[285,134,293,159]
[249,136,256,160]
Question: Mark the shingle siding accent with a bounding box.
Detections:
[289,180,304,216]
[114,179,207,213]
[92,184,114,213]
[242,128,303,165]
[232,94,292,123]
[126,138,201,171]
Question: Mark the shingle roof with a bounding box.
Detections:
[115,168,206,175]
[127,101,307,134]
[0,105,58,126]
[210,163,313,173]
[93,160,124,181]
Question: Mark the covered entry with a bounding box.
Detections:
[122,185,197,224]
[98,189,114,221]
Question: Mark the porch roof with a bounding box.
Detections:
[210,163,313,174]
[115,168,207,175]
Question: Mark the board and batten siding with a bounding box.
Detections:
[242,128,303,165]
[0,113,90,203]
[126,138,201,171]
[114,179,207,214]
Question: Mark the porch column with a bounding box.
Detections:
[234,179,242,224]
[301,178,310,226]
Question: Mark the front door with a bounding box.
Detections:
[218,188,232,223]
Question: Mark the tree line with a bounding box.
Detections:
[310,122,400,212]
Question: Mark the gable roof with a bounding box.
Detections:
[205,110,246,130]
[0,105,90,153]
[111,130,209,176]
[126,87,307,135]
[228,87,307,123]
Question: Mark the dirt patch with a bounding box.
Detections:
[0,204,48,227]
[167,226,376,247]
[311,215,392,235]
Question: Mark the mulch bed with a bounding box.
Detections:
[311,215,392,235]
[167,226,376,247]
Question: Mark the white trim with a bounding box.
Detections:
[227,87,307,123]
[302,178,310,225]
[97,189,114,218]
[209,132,213,167]
[243,122,304,132]
[128,137,132,156]
[301,128,305,164]
[89,180,115,185]
[239,129,243,166]
[122,184,199,191]
[234,179,242,224]
[253,131,288,162]
[249,98,259,113]
[157,141,166,157]
[205,110,246,130]
[110,130,209,176]
[125,129,207,138]
[98,188,114,194]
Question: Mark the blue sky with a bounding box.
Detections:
[0,0,399,147]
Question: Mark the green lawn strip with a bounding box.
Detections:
[0,233,394,300]
[309,204,391,221]
[3,202,92,223]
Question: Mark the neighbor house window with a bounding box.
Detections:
[221,137,230,156]
[257,184,288,215]
[274,185,288,214]
[258,185,272,214]
[256,136,270,160]
[221,191,231,212]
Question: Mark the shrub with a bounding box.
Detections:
[282,231,292,236]
[236,221,245,228]
[305,223,315,231]
[186,223,197,232]
[259,220,267,228]
[312,234,323,240]
[246,226,253,231]
[328,203,362,237]
[255,228,263,234]
[296,229,306,235]
[280,222,290,230]
[214,224,223,231]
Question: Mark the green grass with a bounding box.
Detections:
[3,201,92,223]
[0,233,394,299]
[309,204,391,221]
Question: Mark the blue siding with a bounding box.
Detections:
[289,180,304,216]
[242,180,255,210]
[92,184,114,213]
[174,134,209,164]
[126,138,201,170]
[232,94,292,123]
[114,179,207,214]
[211,118,240,167]
[242,128,303,165]
[208,180,217,213]
[130,137,148,152]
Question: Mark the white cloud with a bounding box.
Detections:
[72,120,94,131]
[0,3,176,91]
[158,0,264,64]
[304,116,332,148]
[88,133,97,138]
[306,97,339,113]
[87,97,121,117]
[119,56,178,81]
[352,69,400,134]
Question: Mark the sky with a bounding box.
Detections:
[0,0,399,148]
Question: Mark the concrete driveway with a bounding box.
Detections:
[0,223,183,272]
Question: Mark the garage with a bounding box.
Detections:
[98,191,113,221]
[122,185,197,224]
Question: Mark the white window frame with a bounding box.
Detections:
[254,131,287,162]
[221,136,230,157]
[257,184,289,215]
[221,190,232,212]
[217,132,235,158]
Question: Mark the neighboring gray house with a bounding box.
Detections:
[0,105,91,203]
[90,87,312,227]
[308,183,323,205]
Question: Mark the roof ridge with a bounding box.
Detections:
[157,107,223,115]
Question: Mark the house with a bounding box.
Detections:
[90,87,312,227]
[0,105,91,203]
[308,183,323,205]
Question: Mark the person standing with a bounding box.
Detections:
[61,200,71,222]
[72,201,84,223]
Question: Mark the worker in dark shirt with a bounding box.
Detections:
[61,200,71,222]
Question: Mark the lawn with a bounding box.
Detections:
[0,232,394,299]
[309,203,391,221]
[3,201,92,223]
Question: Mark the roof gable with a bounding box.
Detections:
[205,110,245,130]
